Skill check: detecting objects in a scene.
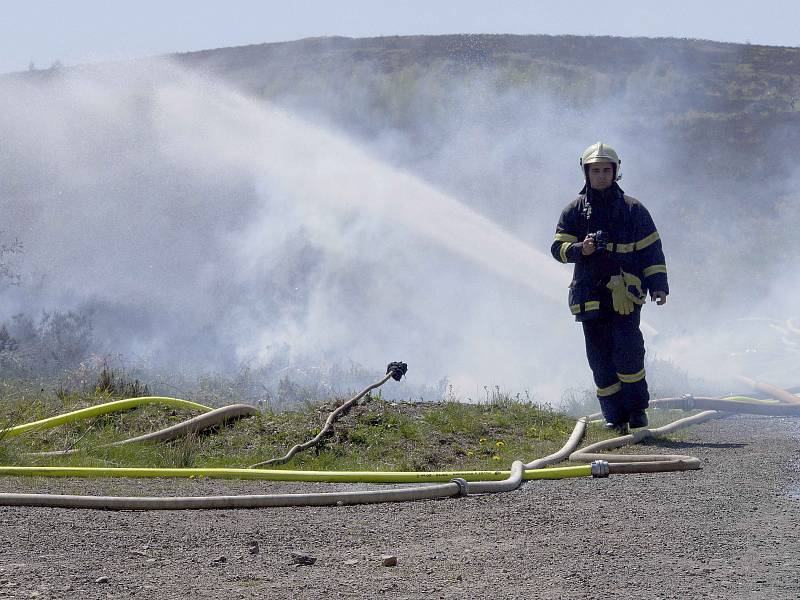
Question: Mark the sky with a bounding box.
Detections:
[1,0,799,74]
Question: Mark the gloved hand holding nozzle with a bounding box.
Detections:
[581,230,608,255]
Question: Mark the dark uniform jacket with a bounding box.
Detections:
[550,182,669,321]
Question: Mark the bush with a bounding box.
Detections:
[0,310,95,377]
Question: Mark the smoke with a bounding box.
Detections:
[0,61,578,398]
[0,39,797,400]
[275,38,800,392]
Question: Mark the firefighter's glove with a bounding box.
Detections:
[622,272,646,304]
[607,275,633,315]
[607,273,644,316]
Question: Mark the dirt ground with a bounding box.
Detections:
[0,414,798,600]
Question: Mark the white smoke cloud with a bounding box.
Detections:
[0,44,796,401]
[0,61,587,399]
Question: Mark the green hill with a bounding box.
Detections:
[171,34,800,178]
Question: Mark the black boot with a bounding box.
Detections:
[629,410,648,428]
[603,421,630,435]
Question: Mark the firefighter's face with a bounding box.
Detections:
[587,162,615,190]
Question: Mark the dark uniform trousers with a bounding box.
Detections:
[582,306,648,424]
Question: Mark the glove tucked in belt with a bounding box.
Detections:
[606,271,645,315]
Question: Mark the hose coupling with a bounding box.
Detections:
[386,362,408,381]
[590,460,610,478]
[681,393,695,410]
[449,477,469,497]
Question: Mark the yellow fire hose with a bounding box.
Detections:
[0,464,592,483]
[0,375,798,509]
[2,396,213,437]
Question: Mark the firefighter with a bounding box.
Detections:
[550,142,669,433]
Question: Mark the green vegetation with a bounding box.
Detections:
[0,369,693,473]
[175,35,800,156]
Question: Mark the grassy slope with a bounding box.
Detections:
[10,34,797,176]
[0,388,691,473]
[174,35,800,157]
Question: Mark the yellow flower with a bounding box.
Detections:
[492,455,501,461]
[479,438,487,444]
[495,441,506,448]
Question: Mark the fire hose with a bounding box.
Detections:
[0,364,798,509]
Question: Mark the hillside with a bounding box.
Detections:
[169,35,800,180]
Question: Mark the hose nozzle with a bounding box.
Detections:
[386,362,408,381]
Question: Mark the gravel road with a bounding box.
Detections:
[0,414,798,599]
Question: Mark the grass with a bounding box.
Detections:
[0,383,640,473]
[0,358,707,474]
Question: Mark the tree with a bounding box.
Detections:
[0,233,22,287]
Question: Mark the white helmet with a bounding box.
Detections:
[580,142,621,180]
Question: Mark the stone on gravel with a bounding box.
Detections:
[291,551,316,566]
[247,541,259,555]
[343,559,359,566]
[381,555,398,567]
[210,556,227,565]
[94,577,109,584]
